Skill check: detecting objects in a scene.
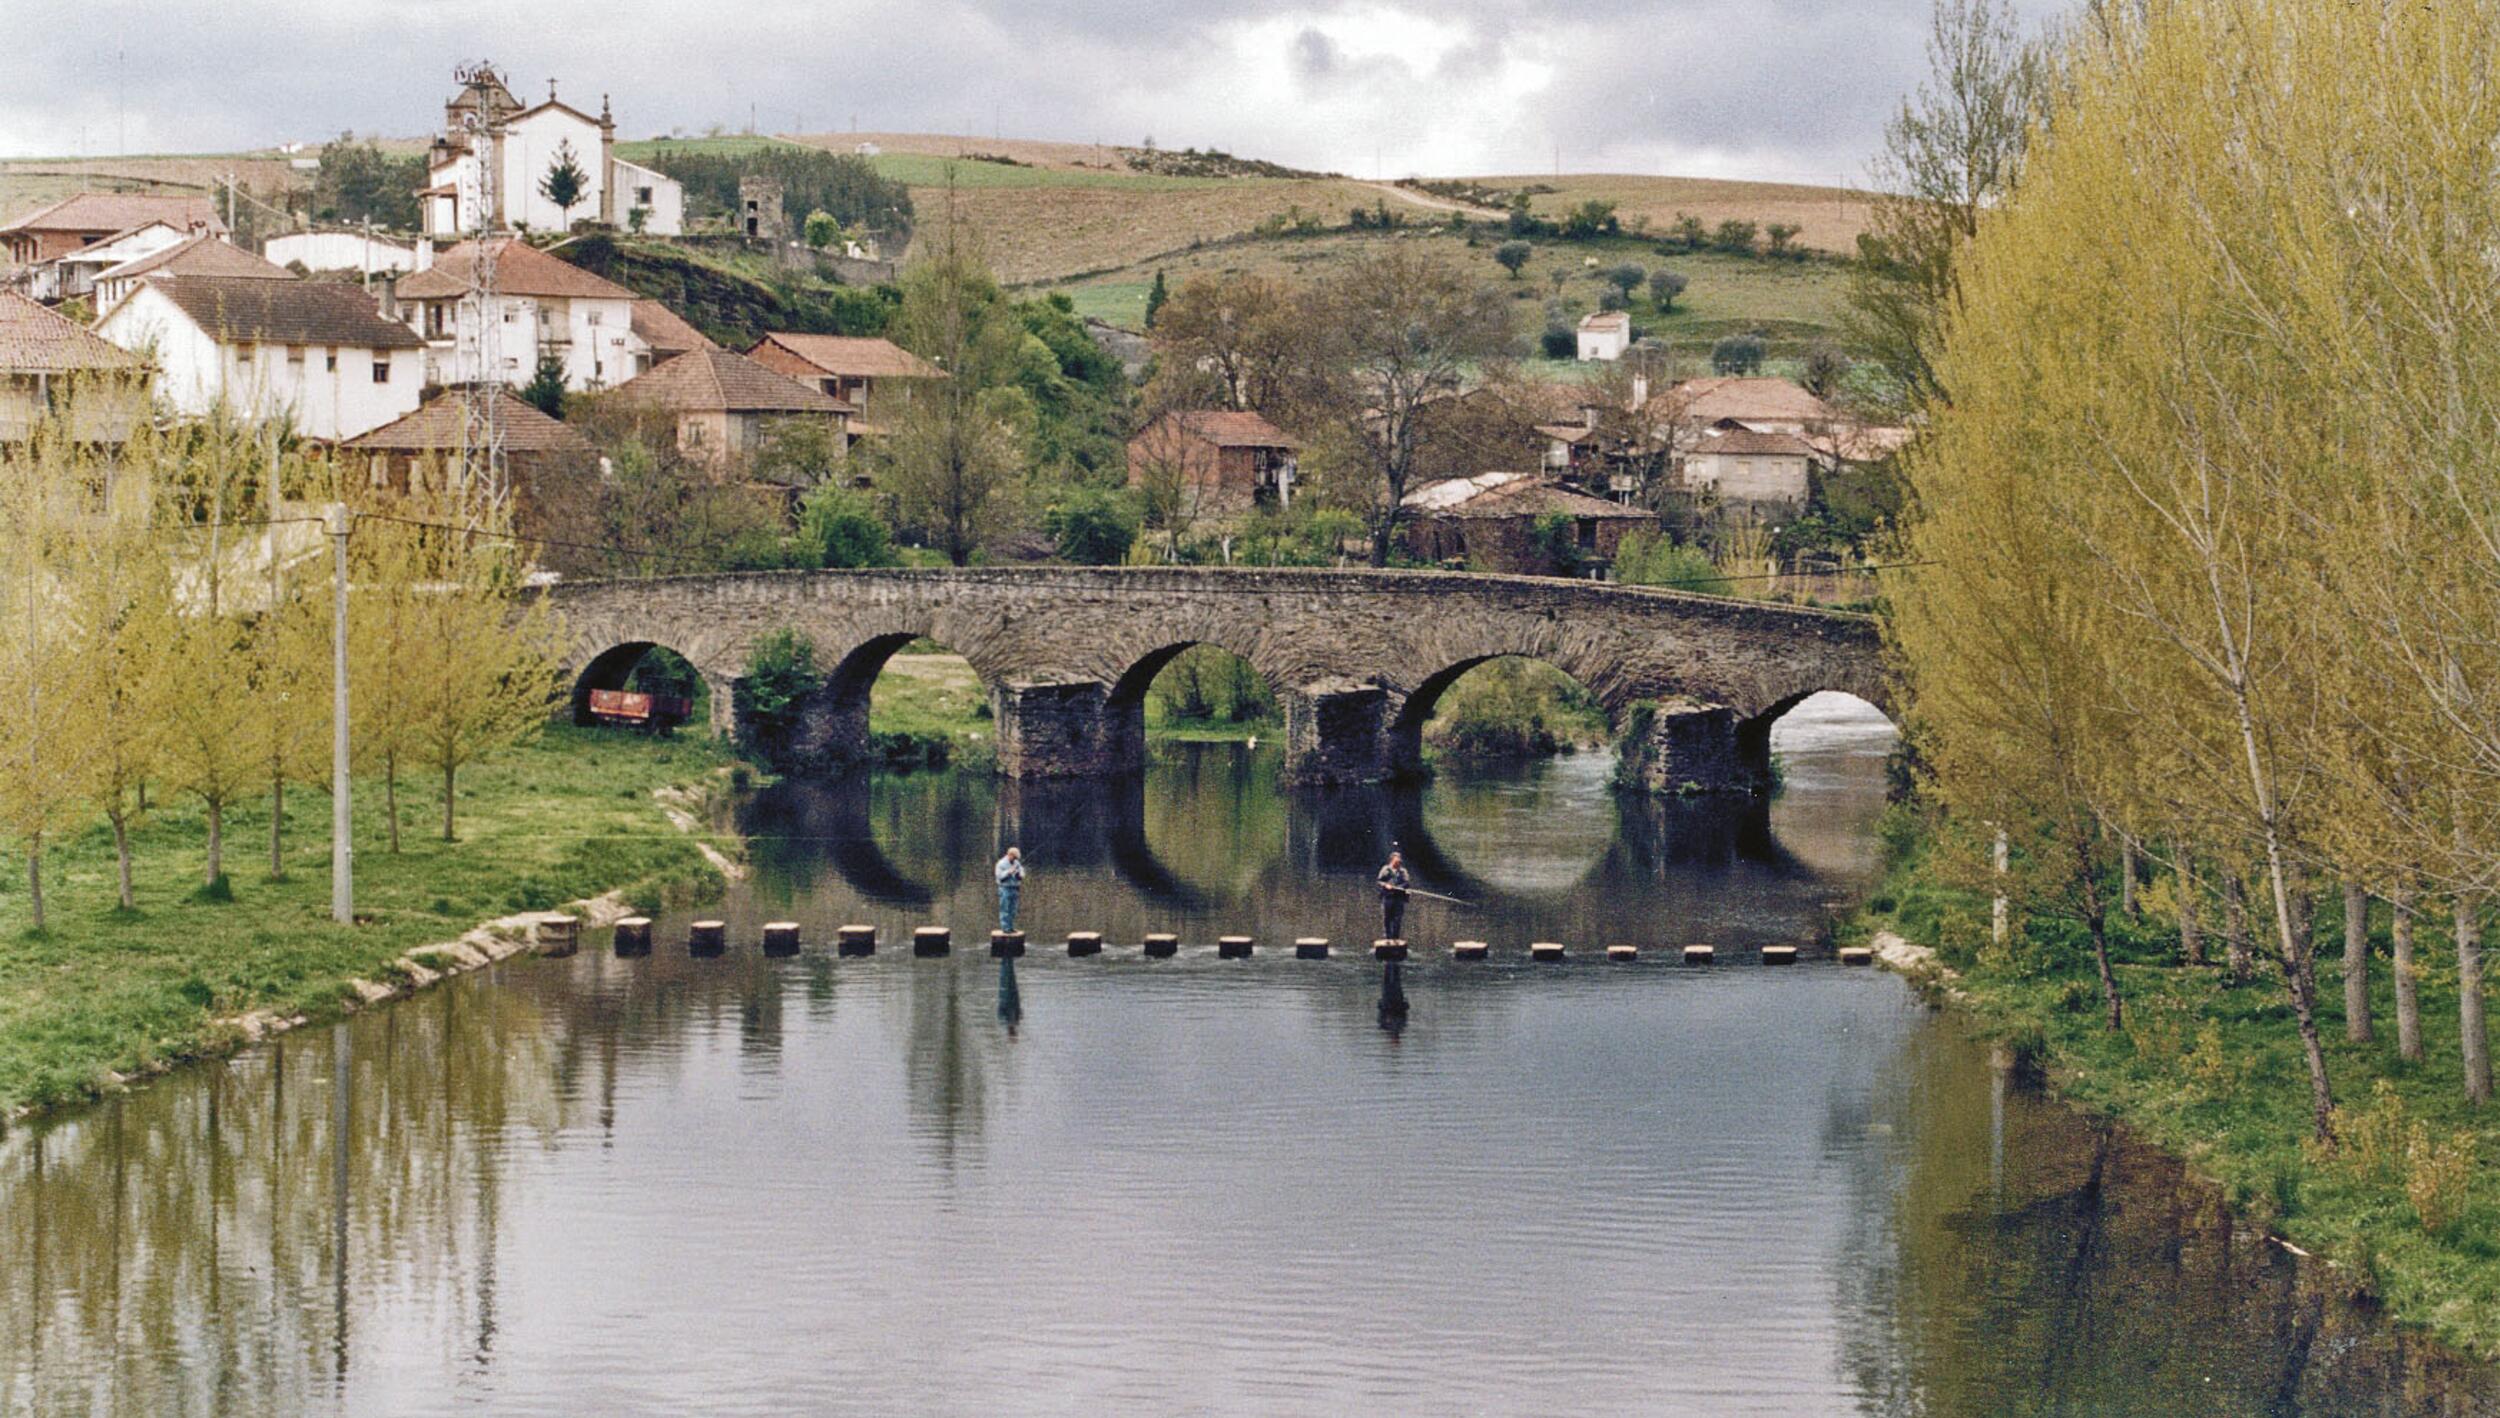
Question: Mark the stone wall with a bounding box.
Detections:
[545,567,1889,788]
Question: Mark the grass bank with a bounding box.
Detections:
[0,726,741,1117]
[1853,809,2500,1361]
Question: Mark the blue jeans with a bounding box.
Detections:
[998,884,1020,933]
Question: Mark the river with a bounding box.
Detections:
[2,695,2492,1415]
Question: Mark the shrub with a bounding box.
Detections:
[1664,213,1708,252]
[1711,219,1759,256]
[1764,221,1805,260]
[732,628,821,771]
[1712,331,1767,375]
[802,209,840,250]
[1559,199,1621,240]
[1603,262,1646,296]
[797,485,899,568]
[1614,530,1722,589]
[1540,323,1577,359]
[1046,486,1141,565]
[2406,1127,2477,1236]
[1494,240,1533,277]
[1649,269,1688,311]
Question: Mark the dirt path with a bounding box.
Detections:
[1360,180,1504,219]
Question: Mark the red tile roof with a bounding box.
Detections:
[631,299,717,356]
[342,387,592,454]
[101,234,291,285]
[1404,471,1647,518]
[749,332,943,381]
[139,275,424,350]
[610,348,851,414]
[1693,427,1816,457]
[0,289,144,373]
[394,238,635,302]
[0,192,226,238]
[1141,409,1298,449]
[1654,377,1836,427]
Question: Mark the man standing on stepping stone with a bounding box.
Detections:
[1376,849,1411,942]
[995,846,1026,932]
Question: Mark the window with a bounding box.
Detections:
[325,350,339,372]
[372,359,391,383]
[1577,518,1598,551]
[586,309,601,327]
[635,185,653,205]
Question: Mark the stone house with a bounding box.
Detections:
[744,333,944,433]
[1400,471,1653,575]
[0,289,150,442]
[419,69,684,237]
[1126,409,1299,516]
[93,274,423,440]
[1679,425,1818,505]
[391,238,646,391]
[607,347,852,466]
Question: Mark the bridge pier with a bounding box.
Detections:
[1615,699,1772,796]
[994,679,1128,778]
[1283,681,1402,785]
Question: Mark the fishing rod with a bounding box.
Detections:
[1401,887,1477,908]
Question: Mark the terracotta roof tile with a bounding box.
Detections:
[100,234,292,285]
[610,347,851,414]
[749,332,943,381]
[0,289,144,373]
[140,275,423,350]
[342,387,593,454]
[1693,427,1816,457]
[631,299,717,356]
[0,192,226,238]
[1404,471,1647,518]
[1655,376,1836,427]
[1141,409,1298,449]
[395,238,636,302]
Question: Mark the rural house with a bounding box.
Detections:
[1648,376,1838,436]
[0,192,225,267]
[1576,310,1632,362]
[745,333,943,431]
[607,347,852,466]
[631,299,717,367]
[1401,471,1652,576]
[1126,410,1299,515]
[28,220,187,303]
[0,289,149,442]
[391,237,645,391]
[419,69,684,238]
[91,234,293,314]
[94,274,422,440]
[1679,425,1818,505]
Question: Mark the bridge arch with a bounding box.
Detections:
[1387,653,1616,778]
[568,639,724,731]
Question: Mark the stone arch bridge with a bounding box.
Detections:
[545,568,1891,790]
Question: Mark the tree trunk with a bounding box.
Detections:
[385,754,401,855]
[109,809,135,911]
[25,836,43,933]
[2459,892,2490,1106]
[2393,881,2423,1064]
[205,798,224,888]
[2172,840,2203,966]
[2343,878,2371,1045]
[269,778,285,880]
[441,762,457,842]
[2120,837,2139,919]
[2223,873,2253,983]
[2265,860,2336,1142]
[2078,835,2123,1031]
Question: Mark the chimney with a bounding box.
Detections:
[416,237,434,271]
[1632,371,1649,410]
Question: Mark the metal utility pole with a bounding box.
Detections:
[329,502,354,924]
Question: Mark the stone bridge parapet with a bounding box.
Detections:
[542,567,1890,789]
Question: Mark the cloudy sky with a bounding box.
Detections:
[3,0,2066,184]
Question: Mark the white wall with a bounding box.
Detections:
[500,107,607,234]
[1578,325,1629,362]
[96,284,421,440]
[607,158,685,236]
[264,232,417,275]
[1684,451,1810,504]
[413,291,643,390]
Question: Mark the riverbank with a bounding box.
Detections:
[1850,808,2500,1361]
[0,725,743,1118]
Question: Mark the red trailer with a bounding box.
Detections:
[586,688,694,732]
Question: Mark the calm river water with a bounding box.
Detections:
[3,696,2494,1415]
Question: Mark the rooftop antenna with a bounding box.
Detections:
[452,60,509,511]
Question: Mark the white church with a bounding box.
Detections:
[418,66,685,239]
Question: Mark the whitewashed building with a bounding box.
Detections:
[391,237,645,391]
[418,69,684,238]
[263,230,419,277]
[1576,310,1631,362]
[92,234,293,314]
[94,274,423,440]
[31,220,188,303]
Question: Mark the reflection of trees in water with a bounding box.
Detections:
[905,958,988,1173]
[0,977,571,1412]
[1833,1024,2500,1415]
